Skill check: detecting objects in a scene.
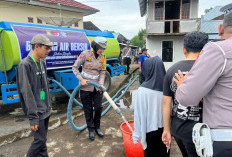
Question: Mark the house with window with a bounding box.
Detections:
[0,0,99,28]
[139,0,200,68]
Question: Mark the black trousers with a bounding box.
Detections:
[27,116,50,157]
[80,89,103,131]
[144,128,169,157]
[123,57,131,73]
[174,136,198,157]
[213,141,232,157]
[139,73,145,85]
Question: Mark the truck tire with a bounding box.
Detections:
[104,71,111,91]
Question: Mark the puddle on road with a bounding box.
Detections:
[116,90,137,110]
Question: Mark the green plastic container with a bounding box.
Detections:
[0,30,20,72]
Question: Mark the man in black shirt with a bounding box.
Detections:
[162,32,208,157]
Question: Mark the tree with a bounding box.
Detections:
[131,35,144,47]
[131,29,146,48]
[204,7,213,14]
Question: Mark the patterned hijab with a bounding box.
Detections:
[141,56,166,91]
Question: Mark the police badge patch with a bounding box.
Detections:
[79,53,85,59]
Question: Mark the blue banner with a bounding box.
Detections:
[11,25,90,69]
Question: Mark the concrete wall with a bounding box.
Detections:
[180,20,198,32]
[146,0,199,34]
[147,22,164,34]
[0,1,84,29]
[146,35,185,70]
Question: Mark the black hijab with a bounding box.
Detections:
[141,56,166,91]
[91,40,101,59]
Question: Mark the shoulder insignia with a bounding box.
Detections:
[101,57,106,70]
[79,53,85,59]
[100,57,104,62]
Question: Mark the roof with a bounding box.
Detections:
[201,6,225,40]
[36,0,99,11]
[2,0,99,16]
[117,34,129,44]
[201,20,223,39]
[103,31,129,43]
[201,21,223,33]
[84,21,101,31]
[208,34,221,40]
[204,6,223,21]
[138,0,147,17]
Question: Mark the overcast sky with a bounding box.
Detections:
[77,0,232,39]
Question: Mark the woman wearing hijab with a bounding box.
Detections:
[133,56,169,157]
[72,37,107,141]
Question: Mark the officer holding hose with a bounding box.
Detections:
[174,4,232,157]
[72,37,107,141]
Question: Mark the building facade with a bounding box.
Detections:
[139,0,200,69]
[0,0,99,29]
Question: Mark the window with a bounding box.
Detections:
[162,41,173,62]
[154,2,164,20]
[182,0,190,19]
[28,17,33,23]
[37,18,42,24]
[74,22,79,27]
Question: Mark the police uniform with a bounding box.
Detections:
[121,46,132,74]
[176,20,232,157]
[72,50,106,132]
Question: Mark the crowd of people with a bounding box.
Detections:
[16,3,232,157]
[132,4,232,157]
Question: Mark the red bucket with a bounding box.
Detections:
[120,120,144,157]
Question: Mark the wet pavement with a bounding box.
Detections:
[0,64,182,157]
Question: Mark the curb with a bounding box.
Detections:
[0,67,139,146]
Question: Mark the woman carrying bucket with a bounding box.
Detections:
[133,57,169,157]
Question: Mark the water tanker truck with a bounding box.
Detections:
[0,21,125,105]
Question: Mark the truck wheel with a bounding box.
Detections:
[104,71,111,91]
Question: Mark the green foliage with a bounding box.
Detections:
[204,7,213,14]
[131,29,146,48]
[131,36,144,47]
[138,29,146,40]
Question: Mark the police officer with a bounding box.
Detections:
[72,37,107,141]
[175,4,232,157]
[121,40,132,75]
